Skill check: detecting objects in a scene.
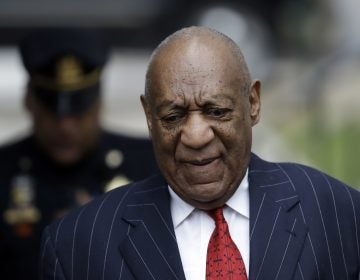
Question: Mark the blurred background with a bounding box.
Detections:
[0,0,359,188]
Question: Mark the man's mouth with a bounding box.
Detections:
[182,156,220,167]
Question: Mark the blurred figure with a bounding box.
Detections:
[0,28,158,280]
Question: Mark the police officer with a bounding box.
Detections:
[0,29,158,280]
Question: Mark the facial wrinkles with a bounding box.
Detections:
[166,64,219,108]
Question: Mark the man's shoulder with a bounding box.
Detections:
[278,160,358,197]
[99,130,158,182]
[0,136,34,173]
[250,153,360,205]
[44,173,165,238]
[0,135,32,156]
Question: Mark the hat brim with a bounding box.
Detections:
[32,83,100,117]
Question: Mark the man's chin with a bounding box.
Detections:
[50,149,83,166]
[184,181,227,201]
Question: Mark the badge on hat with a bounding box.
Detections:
[56,55,83,90]
[32,55,101,92]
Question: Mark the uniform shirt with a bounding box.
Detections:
[169,169,250,280]
[0,130,158,280]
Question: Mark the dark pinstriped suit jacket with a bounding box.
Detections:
[40,154,360,279]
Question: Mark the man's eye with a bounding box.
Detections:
[207,108,230,118]
[161,114,183,123]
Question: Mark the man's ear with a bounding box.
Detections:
[249,79,261,126]
[140,94,153,135]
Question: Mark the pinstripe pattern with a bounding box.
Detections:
[53,258,58,280]
[249,155,359,279]
[86,193,111,280]
[128,234,156,280]
[117,259,125,280]
[255,206,282,280]
[250,193,266,241]
[277,164,321,279]
[40,236,50,275]
[341,182,360,261]
[54,217,64,245]
[250,168,280,173]
[71,206,87,280]
[296,165,335,279]
[102,187,131,280]
[276,163,296,191]
[275,195,298,203]
[308,231,321,279]
[275,219,297,280]
[127,218,180,278]
[298,263,305,280]
[127,203,177,240]
[323,172,346,278]
[258,181,290,188]
[40,154,360,280]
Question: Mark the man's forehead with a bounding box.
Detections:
[153,91,236,112]
[152,44,242,87]
[160,67,217,86]
[179,69,212,85]
[148,62,243,107]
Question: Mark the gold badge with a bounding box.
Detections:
[104,175,131,192]
[105,149,124,169]
[32,55,100,91]
[55,55,83,88]
[3,175,41,226]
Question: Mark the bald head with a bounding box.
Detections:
[145,26,251,98]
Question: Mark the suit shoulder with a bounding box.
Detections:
[47,183,132,231]
[251,154,360,208]
[0,136,32,156]
[45,174,161,238]
[0,136,33,173]
[277,161,360,210]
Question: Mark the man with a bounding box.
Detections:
[40,26,360,279]
[0,29,158,280]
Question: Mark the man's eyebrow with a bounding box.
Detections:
[155,100,183,113]
[154,93,236,113]
[199,94,236,104]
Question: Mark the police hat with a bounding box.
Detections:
[20,28,109,116]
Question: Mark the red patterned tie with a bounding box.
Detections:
[206,207,248,280]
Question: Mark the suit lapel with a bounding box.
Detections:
[118,154,308,280]
[248,155,308,280]
[119,175,186,280]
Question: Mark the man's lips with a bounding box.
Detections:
[179,156,223,184]
[181,156,220,166]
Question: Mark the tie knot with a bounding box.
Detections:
[207,207,225,224]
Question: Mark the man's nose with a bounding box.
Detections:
[180,113,215,149]
[56,116,77,130]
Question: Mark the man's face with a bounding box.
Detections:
[142,41,261,209]
[27,93,101,166]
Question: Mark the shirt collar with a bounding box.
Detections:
[169,168,249,228]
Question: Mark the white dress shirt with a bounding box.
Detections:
[169,169,250,280]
